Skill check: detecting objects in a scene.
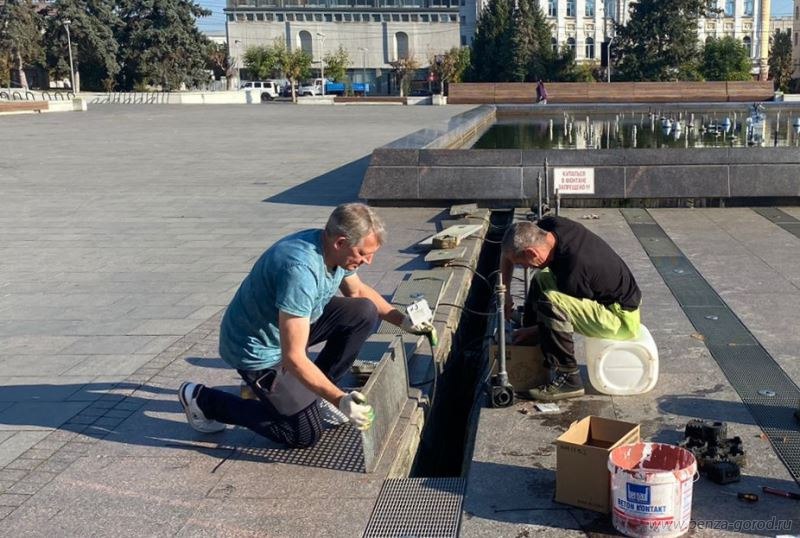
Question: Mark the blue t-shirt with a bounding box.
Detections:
[219,229,353,371]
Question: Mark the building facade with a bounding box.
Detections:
[224,0,461,94]
[794,0,800,78]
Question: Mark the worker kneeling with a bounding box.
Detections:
[501,217,641,401]
[178,203,435,447]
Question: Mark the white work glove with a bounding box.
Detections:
[338,391,374,431]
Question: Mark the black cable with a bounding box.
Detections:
[438,302,495,317]
[445,262,492,291]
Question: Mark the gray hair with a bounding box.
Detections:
[325,203,386,246]
[501,221,549,258]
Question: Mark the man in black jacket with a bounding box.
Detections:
[501,217,641,401]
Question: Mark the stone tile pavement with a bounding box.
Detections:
[0,104,471,534]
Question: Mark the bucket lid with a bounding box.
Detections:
[608,442,697,481]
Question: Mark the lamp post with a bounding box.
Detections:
[316,32,326,95]
[234,39,241,87]
[63,19,75,92]
[358,47,368,85]
[606,37,612,83]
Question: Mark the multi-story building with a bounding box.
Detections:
[224,0,461,94]
[794,0,800,78]
[542,0,772,78]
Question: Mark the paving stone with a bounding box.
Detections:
[0,493,29,507]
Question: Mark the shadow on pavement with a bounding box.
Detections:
[264,155,371,206]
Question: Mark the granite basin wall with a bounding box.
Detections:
[360,136,800,207]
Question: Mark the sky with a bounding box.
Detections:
[196,0,796,36]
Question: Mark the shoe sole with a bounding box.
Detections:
[179,382,225,433]
[526,389,585,402]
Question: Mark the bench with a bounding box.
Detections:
[0,101,49,114]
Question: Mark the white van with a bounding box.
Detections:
[239,80,279,101]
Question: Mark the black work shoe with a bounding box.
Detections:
[526,371,585,401]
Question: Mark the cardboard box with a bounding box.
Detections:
[555,416,640,513]
[490,344,548,394]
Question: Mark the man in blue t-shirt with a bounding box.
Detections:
[177,203,435,448]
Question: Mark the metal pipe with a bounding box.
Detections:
[496,277,508,386]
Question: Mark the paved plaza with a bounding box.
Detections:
[1,104,800,537]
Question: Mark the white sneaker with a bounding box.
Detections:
[178,382,226,433]
[317,398,349,427]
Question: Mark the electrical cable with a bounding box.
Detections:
[438,302,494,317]
[444,262,492,291]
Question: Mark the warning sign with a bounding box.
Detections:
[553,167,595,194]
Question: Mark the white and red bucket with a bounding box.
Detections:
[608,442,698,538]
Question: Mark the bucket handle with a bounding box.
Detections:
[693,471,700,483]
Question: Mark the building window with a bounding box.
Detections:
[585,37,594,58]
[743,0,753,16]
[410,13,418,21]
[585,0,594,17]
[344,13,351,21]
[567,37,576,53]
[246,13,254,21]
[548,0,556,17]
[605,0,615,19]
[460,15,465,23]
[566,0,575,16]
[286,13,294,20]
[314,13,322,20]
[551,37,558,52]
[725,0,734,16]
[266,13,274,20]
[391,13,400,21]
[227,13,234,21]
[431,13,438,21]
[795,32,798,46]
[421,13,429,21]
[401,13,409,21]
[256,13,264,20]
[276,13,283,21]
[324,13,332,21]
[461,35,467,46]
[299,30,313,55]
[743,36,751,56]
[395,31,409,59]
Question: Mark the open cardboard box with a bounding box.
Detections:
[490,344,549,394]
[555,416,640,513]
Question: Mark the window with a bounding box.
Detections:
[743,36,751,56]
[795,32,798,46]
[391,13,400,21]
[401,13,409,21]
[256,13,264,20]
[299,30,313,55]
[431,13,439,21]
[314,13,322,20]
[227,13,234,21]
[461,35,467,46]
[245,13,254,20]
[585,0,594,17]
[604,0,615,19]
[324,13,332,21]
[265,13,274,20]
[566,0,575,17]
[551,37,558,52]
[395,31,409,59]
[344,13,351,21]
[585,36,594,58]
[335,13,343,21]
[410,13,418,21]
[548,0,556,17]
[743,0,753,16]
[450,14,457,21]
[276,13,283,21]
[372,13,381,21]
[460,15,465,23]
[286,13,294,20]
[567,37,576,52]
[421,13,428,21]
[725,0,734,16]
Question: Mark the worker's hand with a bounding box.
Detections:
[401,317,439,346]
[338,391,374,431]
[511,326,539,345]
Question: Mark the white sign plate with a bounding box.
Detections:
[553,167,595,194]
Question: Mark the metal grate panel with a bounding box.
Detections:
[753,208,800,240]
[625,208,800,484]
[683,306,757,346]
[363,477,465,538]
[629,224,684,257]
[652,257,724,307]
[231,424,365,473]
[377,269,453,335]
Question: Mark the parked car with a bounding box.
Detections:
[239,80,279,101]
[299,79,322,96]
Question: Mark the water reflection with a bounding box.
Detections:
[473,109,800,149]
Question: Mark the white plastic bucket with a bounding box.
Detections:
[586,324,659,396]
[608,442,697,538]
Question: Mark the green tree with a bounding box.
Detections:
[700,36,752,81]
[508,2,532,81]
[769,29,793,92]
[116,0,212,91]
[0,0,45,88]
[206,41,233,88]
[389,56,420,96]
[45,0,121,91]
[323,45,350,82]
[430,47,470,94]
[469,0,512,81]
[613,0,710,81]
[243,41,283,80]
[281,45,312,102]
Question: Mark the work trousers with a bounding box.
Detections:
[197,296,378,448]
[522,269,640,373]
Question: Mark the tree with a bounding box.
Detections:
[612,0,710,81]
[243,41,283,80]
[700,36,752,81]
[116,0,212,91]
[769,29,793,92]
[389,56,420,96]
[280,45,312,102]
[0,0,45,88]
[468,0,556,82]
[46,0,121,91]
[206,41,233,89]
[430,47,470,95]
[323,45,350,82]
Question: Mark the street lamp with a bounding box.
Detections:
[234,39,241,87]
[63,19,75,92]
[316,32,326,95]
[358,47,368,85]
[606,36,613,83]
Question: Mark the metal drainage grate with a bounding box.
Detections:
[753,207,800,240]
[623,208,800,484]
[363,477,465,538]
[231,424,365,473]
[378,269,453,335]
